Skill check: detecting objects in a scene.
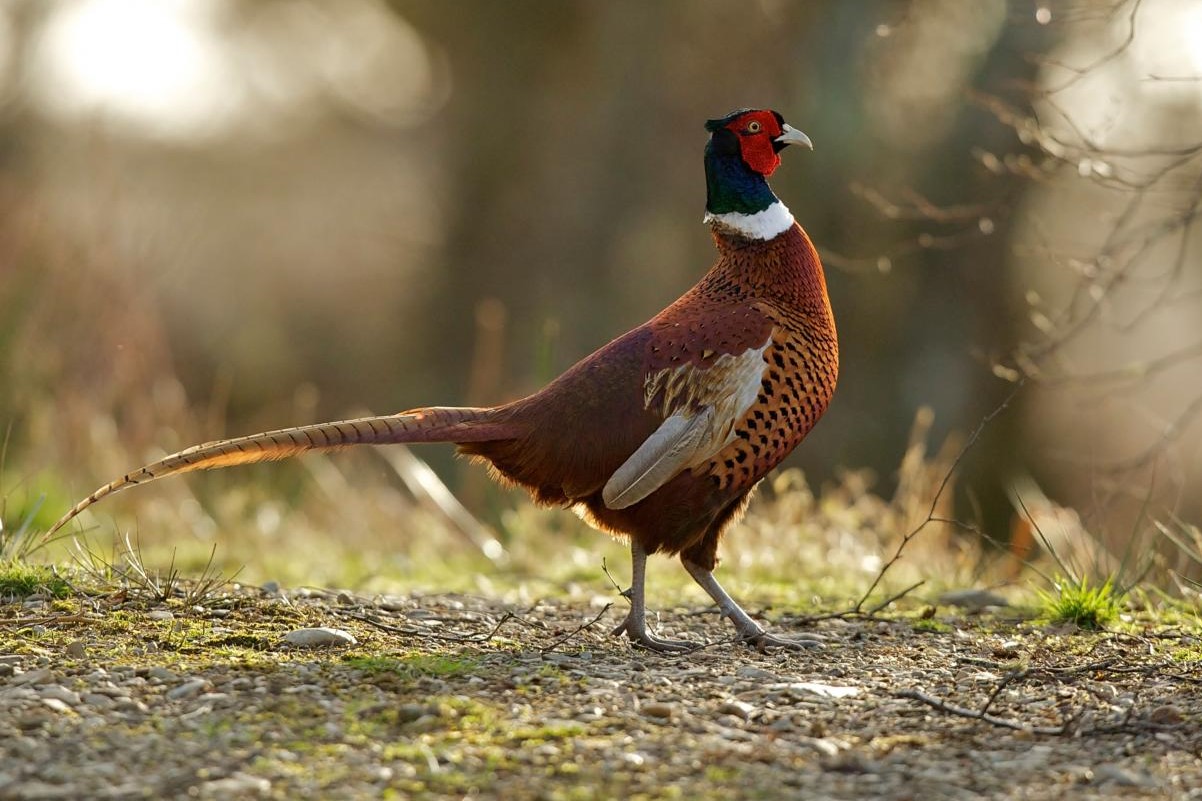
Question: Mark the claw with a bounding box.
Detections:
[737,627,825,651]
[612,611,697,652]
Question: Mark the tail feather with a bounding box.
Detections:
[46,407,510,539]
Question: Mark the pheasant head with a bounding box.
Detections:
[703,108,812,240]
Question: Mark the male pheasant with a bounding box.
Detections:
[48,109,839,651]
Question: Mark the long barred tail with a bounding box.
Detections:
[46,406,511,539]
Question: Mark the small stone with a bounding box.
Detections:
[397,704,431,723]
[803,737,841,757]
[261,581,281,595]
[736,666,778,681]
[1149,705,1184,726]
[82,694,116,710]
[377,596,409,611]
[39,685,81,705]
[40,697,72,713]
[199,773,271,798]
[64,640,87,659]
[717,700,755,720]
[793,682,859,699]
[147,667,177,682]
[336,591,355,605]
[147,610,175,621]
[197,692,231,706]
[12,668,52,686]
[642,702,675,719]
[283,628,357,648]
[167,679,209,701]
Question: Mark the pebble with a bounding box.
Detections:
[717,700,755,720]
[785,681,859,699]
[39,686,81,706]
[166,679,209,701]
[283,627,357,648]
[396,704,428,723]
[146,667,177,682]
[735,666,778,681]
[13,668,53,686]
[377,596,409,611]
[199,773,271,798]
[621,752,647,768]
[147,610,175,621]
[1149,705,1184,726]
[82,694,116,710]
[803,737,841,757]
[40,698,72,713]
[641,702,675,719]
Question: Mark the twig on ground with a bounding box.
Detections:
[540,603,613,654]
[895,688,1070,735]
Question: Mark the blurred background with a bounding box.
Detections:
[1,0,1200,596]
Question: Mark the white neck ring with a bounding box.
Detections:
[702,201,794,240]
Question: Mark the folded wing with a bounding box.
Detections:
[602,340,770,509]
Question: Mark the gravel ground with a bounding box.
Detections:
[1,586,1200,800]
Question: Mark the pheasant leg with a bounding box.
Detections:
[682,559,823,650]
[612,541,697,652]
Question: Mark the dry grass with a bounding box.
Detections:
[6,401,1010,614]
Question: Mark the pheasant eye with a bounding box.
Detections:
[746,121,762,133]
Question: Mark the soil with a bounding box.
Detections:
[1,586,1200,800]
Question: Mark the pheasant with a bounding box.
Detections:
[47,108,838,651]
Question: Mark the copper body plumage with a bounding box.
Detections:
[49,109,838,651]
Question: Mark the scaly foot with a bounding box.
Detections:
[735,625,825,651]
[612,611,698,652]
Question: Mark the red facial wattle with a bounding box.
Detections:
[725,111,784,177]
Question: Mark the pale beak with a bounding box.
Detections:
[774,123,813,150]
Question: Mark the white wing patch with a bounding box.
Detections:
[602,342,769,509]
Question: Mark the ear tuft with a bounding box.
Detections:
[705,108,755,133]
